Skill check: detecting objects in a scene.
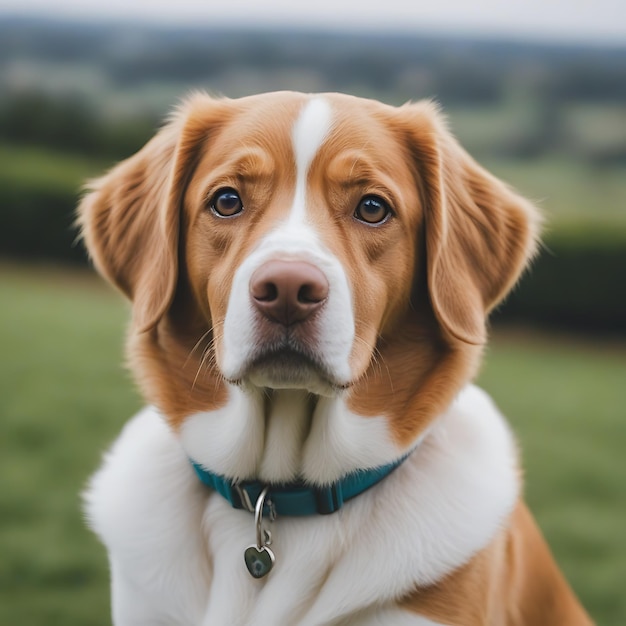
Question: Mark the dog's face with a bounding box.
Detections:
[80,92,538,448]
[185,95,423,396]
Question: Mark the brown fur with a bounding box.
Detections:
[402,502,593,625]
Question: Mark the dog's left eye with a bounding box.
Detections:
[210,188,244,217]
[354,196,391,225]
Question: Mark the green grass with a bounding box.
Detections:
[1,265,624,624]
[479,330,626,623]
[0,265,139,625]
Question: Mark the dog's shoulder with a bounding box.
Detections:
[401,500,594,626]
[84,407,199,546]
[83,407,211,623]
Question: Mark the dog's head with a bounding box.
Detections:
[79,92,538,450]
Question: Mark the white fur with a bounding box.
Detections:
[180,386,403,485]
[301,394,408,485]
[220,96,355,392]
[85,385,518,625]
[84,408,210,624]
[290,97,333,225]
[179,384,266,482]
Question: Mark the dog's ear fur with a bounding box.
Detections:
[398,102,540,345]
[78,95,229,332]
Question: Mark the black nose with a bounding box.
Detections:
[249,260,329,326]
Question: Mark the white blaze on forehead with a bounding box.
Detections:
[290,97,333,223]
[220,94,355,389]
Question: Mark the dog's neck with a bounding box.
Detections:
[179,385,408,486]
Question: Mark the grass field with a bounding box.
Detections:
[1,264,624,625]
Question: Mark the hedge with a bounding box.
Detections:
[495,224,626,333]
[0,144,105,264]
[0,183,85,265]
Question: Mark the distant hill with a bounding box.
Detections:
[1,16,624,113]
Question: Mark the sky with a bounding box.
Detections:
[1,0,625,45]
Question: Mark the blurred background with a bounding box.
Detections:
[0,1,624,624]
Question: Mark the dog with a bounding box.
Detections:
[79,91,593,625]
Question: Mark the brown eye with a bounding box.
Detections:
[210,188,243,217]
[354,196,391,225]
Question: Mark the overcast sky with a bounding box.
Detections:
[1,0,625,45]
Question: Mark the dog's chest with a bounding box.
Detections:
[85,386,518,625]
[198,496,419,625]
[110,483,444,626]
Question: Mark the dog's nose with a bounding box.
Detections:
[250,260,329,325]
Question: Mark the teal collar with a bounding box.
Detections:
[191,455,409,516]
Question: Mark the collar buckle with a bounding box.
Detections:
[233,483,256,513]
[314,482,344,515]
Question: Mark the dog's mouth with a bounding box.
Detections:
[233,345,347,395]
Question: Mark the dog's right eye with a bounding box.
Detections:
[354,195,391,226]
[210,188,244,218]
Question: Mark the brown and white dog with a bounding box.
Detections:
[80,91,593,625]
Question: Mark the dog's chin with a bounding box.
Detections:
[240,349,343,396]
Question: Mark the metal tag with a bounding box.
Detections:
[244,544,275,579]
[244,486,276,579]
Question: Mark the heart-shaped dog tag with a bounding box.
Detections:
[244,544,275,579]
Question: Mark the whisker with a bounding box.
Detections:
[183,324,218,370]
[352,334,379,378]
[352,334,394,392]
[192,335,220,390]
[182,319,224,391]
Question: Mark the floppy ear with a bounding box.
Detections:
[400,102,540,345]
[78,95,229,332]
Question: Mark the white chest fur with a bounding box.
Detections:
[84,385,518,625]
